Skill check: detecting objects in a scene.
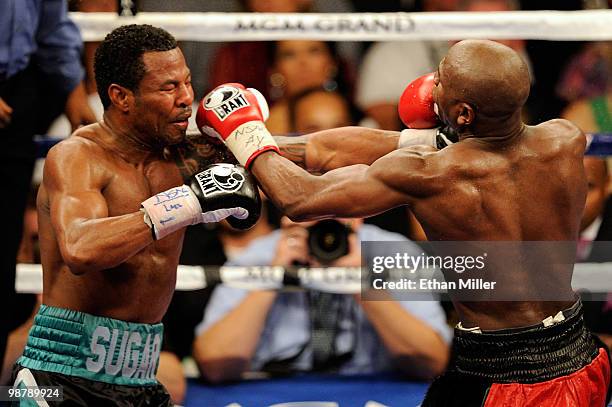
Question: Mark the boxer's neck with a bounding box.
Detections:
[459,111,526,145]
[100,114,163,163]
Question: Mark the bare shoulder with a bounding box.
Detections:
[387,144,462,172]
[536,119,586,154]
[49,123,103,157]
[44,126,111,188]
[45,133,103,164]
[373,145,440,171]
[538,118,583,137]
[546,117,581,128]
[368,146,450,197]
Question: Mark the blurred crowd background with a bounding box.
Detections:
[2,0,612,405]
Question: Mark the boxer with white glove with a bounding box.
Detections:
[397,72,458,150]
[141,163,261,240]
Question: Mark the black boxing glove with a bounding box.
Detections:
[189,163,261,230]
[141,163,261,239]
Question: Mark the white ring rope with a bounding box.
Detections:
[15,263,612,294]
[70,10,612,42]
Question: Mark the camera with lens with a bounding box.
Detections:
[306,219,353,264]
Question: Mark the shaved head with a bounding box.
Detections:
[441,40,530,120]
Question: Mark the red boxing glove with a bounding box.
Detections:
[196,83,278,168]
[398,72,439,129]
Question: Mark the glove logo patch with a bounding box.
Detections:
[195,164,245,197]
[203,86,251,121]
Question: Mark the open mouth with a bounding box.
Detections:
[171,114,191,128]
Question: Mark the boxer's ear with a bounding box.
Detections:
[456,102,475,127]
[108,84,131,113]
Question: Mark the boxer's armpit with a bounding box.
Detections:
[169,133,238,181]
[275,135,307,169]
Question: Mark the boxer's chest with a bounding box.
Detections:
[102,159,183,218]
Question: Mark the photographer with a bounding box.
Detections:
[192,217,451,383]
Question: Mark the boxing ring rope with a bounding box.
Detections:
[69,10,612,41]
[15,263,612,294]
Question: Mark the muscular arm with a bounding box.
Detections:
[275,126,400,173]
[251,148,444,222]
[44,142,154,274]
[170,126,407,178]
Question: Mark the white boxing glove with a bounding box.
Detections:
[398,127,458,150]
[141,186,248,240]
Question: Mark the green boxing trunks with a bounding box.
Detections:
[10,305,171,406]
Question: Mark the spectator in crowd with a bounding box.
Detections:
[192,216,451,383]
[266,40,354,135]
[573,156,612,353]
[562,67,612,193]
[562,74,612,136]
[576,157,611,263]
[288,87,358,135]
[207,0,314,102]
[0,0,95,375]
[556,41,611,104]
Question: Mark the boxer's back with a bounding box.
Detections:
[414,119,585,240]
[410,119,587,329]
[38,124,184,323]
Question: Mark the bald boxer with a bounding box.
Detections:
[200,40,610,406]
[10,25,260,406]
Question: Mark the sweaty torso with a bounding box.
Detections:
[38,125,185,323]
[408,120,586,329]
